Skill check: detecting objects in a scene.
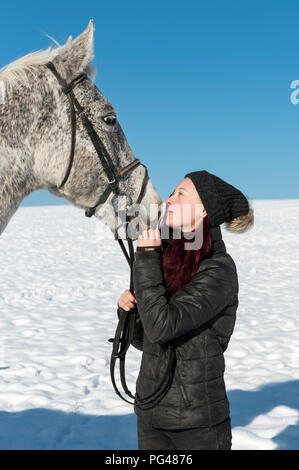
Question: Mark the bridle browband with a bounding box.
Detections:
[45,61,149,220]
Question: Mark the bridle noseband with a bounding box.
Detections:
[45,61,149,220]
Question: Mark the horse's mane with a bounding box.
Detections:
[0,35,96,88]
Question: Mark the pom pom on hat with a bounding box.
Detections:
[225,207,254,233]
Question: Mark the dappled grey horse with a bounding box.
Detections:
[0,20,162,238]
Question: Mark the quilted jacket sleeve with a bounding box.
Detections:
[132,249,238,345]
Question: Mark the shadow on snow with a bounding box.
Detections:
[0,409,138,450]
[228,379,299,450]
[0,379,299,449]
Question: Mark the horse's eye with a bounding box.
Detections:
[103,115,117,126]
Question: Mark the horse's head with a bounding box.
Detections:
[35,20,162,239]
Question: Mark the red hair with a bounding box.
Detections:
[161,215,212,295]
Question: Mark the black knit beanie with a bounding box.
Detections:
[184,170,254,233]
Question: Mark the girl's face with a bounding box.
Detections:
[165,177,207,232]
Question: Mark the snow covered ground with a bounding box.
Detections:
[0,200,298,450]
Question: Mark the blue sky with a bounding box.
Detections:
[0,0,298,206]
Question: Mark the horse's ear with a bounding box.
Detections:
[52,20,95,80]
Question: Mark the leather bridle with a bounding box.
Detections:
[46,61,158,405]
[45,61,149,222]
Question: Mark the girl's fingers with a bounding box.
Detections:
[124,290,136,302]
[154,229,161,239]
[117,290,137,310]
[141,228,160,239]
[118,301,135,311]
[127,293,136,303]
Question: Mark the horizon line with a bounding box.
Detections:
[20,196,299,208]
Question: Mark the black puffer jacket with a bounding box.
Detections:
[132,226,238,430]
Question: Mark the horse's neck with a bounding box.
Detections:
[0,79,45,234]
[0,146,37,235]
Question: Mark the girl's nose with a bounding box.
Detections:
[166,193,175,206]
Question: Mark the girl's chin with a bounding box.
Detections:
[165,218,178,228]
[166,211,177,225]
[165,214,171,226]
[166,216,188,230]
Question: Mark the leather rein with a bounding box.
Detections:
[46,62,166,407]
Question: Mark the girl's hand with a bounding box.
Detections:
[137,228,162,247]
[117,289,137,311]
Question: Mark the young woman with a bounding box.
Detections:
[117,170,254,450]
